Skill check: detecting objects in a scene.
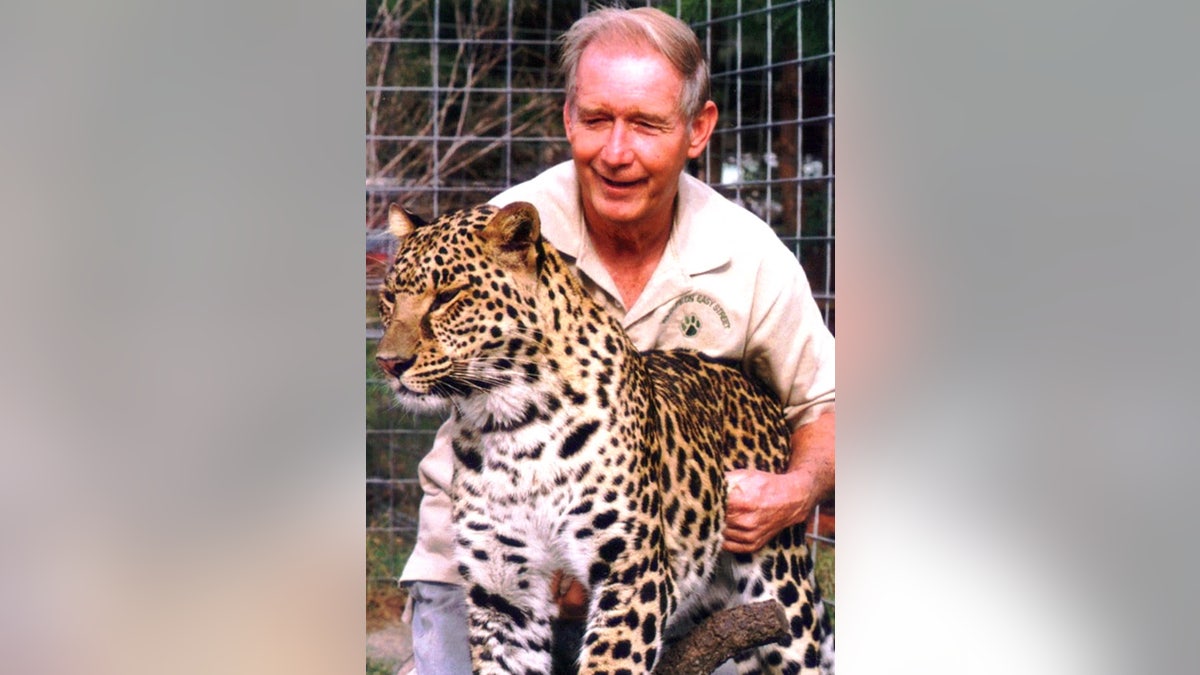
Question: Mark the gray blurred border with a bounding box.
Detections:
[4,1,1200,673]
[2,2,364,674]
[839,2,1200,673]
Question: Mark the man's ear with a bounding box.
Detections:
[484,202,544,273]
[686,100,719,159]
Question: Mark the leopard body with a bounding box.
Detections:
[376,201,833,674]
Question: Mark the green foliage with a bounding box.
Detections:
[812,540,836,627]
[367,527,414,580]
[366,659,395,675]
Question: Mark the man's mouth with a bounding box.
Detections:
[599,174,644,190]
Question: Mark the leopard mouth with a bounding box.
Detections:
[389,377,458,415]
[394,373,491,399]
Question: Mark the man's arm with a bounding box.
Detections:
[722,408,835,553]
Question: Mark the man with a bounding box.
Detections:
[399,7,835,673]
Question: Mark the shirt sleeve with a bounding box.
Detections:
[743,242,836,431]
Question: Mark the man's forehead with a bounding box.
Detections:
[578,39,676,74]
[573,44,685,116]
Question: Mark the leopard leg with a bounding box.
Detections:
[726,525,834,675]
[465,581,555,675]
[576,554,673,673]
[456,527,557,675]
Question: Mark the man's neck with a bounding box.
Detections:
[585,210,673,311]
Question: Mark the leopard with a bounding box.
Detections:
[375,200,834,675]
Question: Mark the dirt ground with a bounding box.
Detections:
[367,619,413,674]
[367,589,412,674]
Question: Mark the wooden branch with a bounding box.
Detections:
[653,601,788,675]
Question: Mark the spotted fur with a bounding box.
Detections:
[377,201,833,674]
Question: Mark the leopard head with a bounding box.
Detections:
[375,201,546,413]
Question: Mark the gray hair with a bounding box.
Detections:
[558,6,711,121]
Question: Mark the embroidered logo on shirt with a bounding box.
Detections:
[680,315,701,337]
[663,293,731,338]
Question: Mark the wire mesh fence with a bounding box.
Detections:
[366,0,835,620]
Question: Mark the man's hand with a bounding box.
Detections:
[550,570,589,620]
[723,469,814,553]
[723,410,834,554]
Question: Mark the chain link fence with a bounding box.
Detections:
[366,0,835,623]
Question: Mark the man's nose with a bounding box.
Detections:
[600,122,633,165]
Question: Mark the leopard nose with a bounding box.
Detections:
[375,354,415,378]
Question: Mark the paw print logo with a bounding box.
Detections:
[680,314,701,337]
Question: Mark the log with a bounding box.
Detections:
[653,600,789,674]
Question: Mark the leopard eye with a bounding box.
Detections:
[430,286,460,312]
[377,293,394,323]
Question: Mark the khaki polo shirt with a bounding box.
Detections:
[399,161,835,585]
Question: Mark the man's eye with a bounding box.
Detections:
[633,119,666,133]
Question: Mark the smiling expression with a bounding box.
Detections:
[564,42,716,235]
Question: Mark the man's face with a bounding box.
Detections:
[564,42,713,232]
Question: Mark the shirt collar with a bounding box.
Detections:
[535,163,734,287]
[670,172,734,276]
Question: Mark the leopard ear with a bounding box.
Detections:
[387,203,425,239]
[487,202,541,248]
[485,202,544,271]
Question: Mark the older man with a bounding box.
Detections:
[399,7,834,673]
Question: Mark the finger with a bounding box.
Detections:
[722,524,756,544]
[724,520,773,549]
[723,506,761,528]
[724,497,752,515]
[721,536,759,554]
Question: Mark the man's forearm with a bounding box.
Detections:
[786,408,836,517]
